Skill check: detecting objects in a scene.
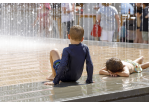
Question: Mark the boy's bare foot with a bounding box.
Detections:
[44,81,54,85]
[46,74,54,81]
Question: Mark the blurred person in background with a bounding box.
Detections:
[133,3,143,43]
[140,3,149,44]
[33,3,52,37]
[96,3,120,42]
[61,3,74,39]
[121,3,134,14]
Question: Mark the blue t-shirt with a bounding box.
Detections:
[121,3,134,14]
[53,43,93,85]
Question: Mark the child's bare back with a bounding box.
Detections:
[122,61,135,74]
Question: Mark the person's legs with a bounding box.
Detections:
[67,21,73,34]
[94,37,99,41]
[133,56,144,64]
[107,30,114,42]
[66,21,70,37]
[45,20,53,38]
[38,23,43,37]
[46,49,61,80]
[141,62,149,69]
[100,29,108,42]
[62,22,67,39]
[134,29,140,43]
[142,31,148,44]
[45,18,50,37]
[133,32,138,43]
[45,26,50,37]
[56,17,61,38]
[144,40,148,44]
[137,29,143,43]
[137,17,143,43]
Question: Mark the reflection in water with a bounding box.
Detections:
[1,72,149,101]
[96,72,147,92]
[49,82,83,101]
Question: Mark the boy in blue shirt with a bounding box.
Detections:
[44,25,93,85]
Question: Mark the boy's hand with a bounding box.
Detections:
[44,81,54,85]
[109,72,118,77]
[108,70,118,77]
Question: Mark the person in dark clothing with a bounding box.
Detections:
[140,3,148,44]
[133,3,143,43]
[134,3,142,16]
[44,25,94,85]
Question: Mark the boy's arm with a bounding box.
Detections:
[53,48,69,85]
[85,47,93,84]
[99,67,110,76]
[115,66,130,77]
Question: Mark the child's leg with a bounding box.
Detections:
[144,40,148,44]
[46,49,60,80]
[133,56,144,64]
[138,29,143,43]
[141,62,149,69]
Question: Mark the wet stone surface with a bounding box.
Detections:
[1,68,149,102]
[1,36,149,101]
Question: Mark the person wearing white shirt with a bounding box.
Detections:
[61,3,74,39]
[97,3,120,42]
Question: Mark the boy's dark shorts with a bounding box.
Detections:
[53,59,61,74]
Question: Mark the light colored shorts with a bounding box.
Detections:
[124,59,142,73]
[100,29,114,42]
[142,31,148,41]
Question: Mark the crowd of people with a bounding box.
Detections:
[95,3,149,44]
[33,3,149,44]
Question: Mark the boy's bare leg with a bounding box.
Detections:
[46,49,60,80]
[133,56,144,64]
[141,62,149,69]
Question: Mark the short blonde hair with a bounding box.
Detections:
[69,25,84,41]
[102,3,111,6]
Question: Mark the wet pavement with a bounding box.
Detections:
[1,70,149,102]
[1,36,149,101]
